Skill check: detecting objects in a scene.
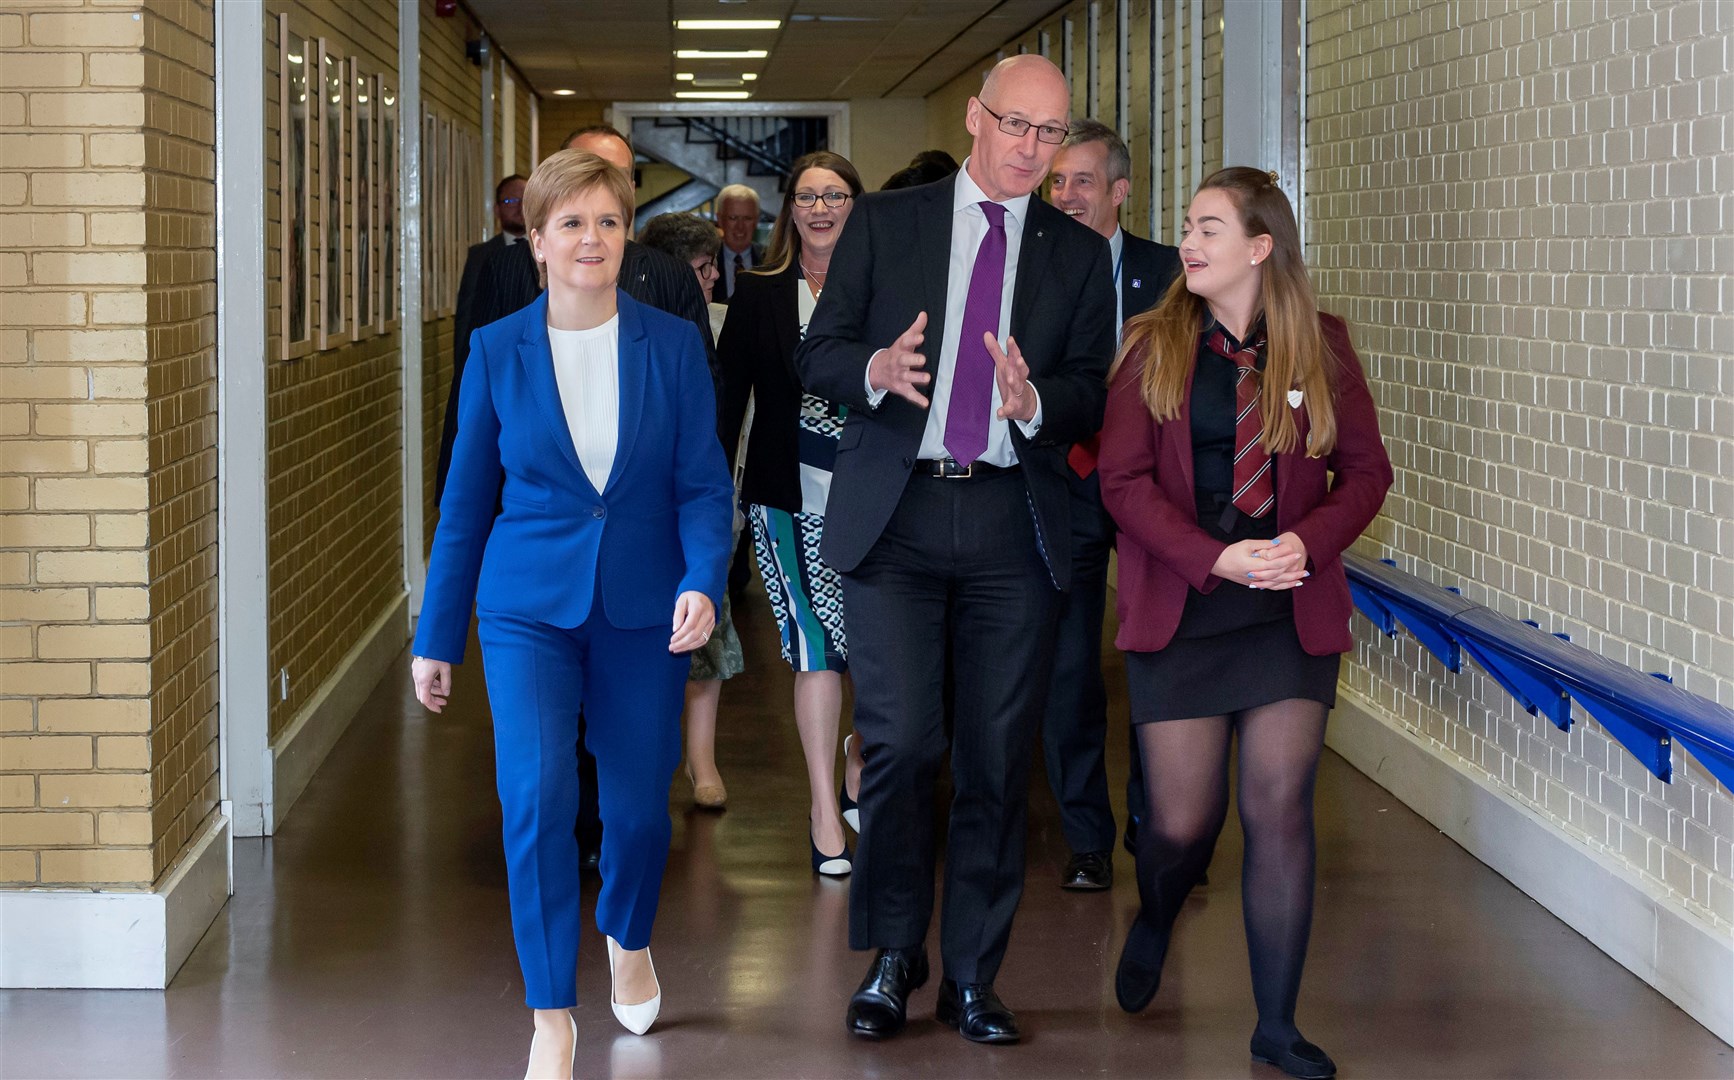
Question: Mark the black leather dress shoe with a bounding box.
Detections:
[1250,1029,1337,1079]
[935,979,1020,1044]
[1114,916,1170,1013]
[1060,850,1113,890]
[845,948,928,1039]
[579,848,600,873]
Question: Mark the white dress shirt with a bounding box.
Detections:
[1108,225,1125,337]
[864,161,1043,465]
[548,316,619,493]
[722,244,754,296]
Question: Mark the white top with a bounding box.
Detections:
[864,159,1043,465]
[548,316,620,493]
[797,277,819,336]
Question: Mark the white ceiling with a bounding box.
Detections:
[464,0,1071,101]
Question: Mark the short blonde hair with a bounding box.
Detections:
[524,149,635,236]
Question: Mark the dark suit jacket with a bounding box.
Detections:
[715,241,766,304]
[796,174,1117,587]
[1097,313,1392,655]
[717,264,805,512]
[1119,230,1181,321]
[415,291,733,664]
[435,238,717,498]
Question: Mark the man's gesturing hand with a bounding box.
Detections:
[868,311,932,408]
[987,333,1036,423]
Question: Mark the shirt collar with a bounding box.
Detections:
[954,157,1032,227]
[502,231,522,245]
[1108,226,1124,266]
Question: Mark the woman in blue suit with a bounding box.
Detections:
[411,150,733,1079]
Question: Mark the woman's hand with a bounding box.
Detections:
[670,591,717,653]
[1210,535,1310,590]
[412,657,453,712]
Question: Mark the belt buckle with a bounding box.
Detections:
[940,458,972,479]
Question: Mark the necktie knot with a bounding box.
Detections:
[979,200,1007,229]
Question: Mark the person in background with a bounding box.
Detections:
[713,183,765,304]
[1038,118,1181,892]
[637,211,742,809]
[717,152,869,878]
[880,148,960,191]
[1098,167,1392,1080]
[411,149,734,1078]
[437,173,534,499]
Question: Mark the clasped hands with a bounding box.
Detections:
[867,310,1036,423]
[1211,532,1310,591]
[410,591,717,713]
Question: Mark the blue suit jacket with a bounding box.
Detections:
[414,290,734,664]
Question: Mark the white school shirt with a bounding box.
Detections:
[865,160,1043,464]
[548,316,619,494]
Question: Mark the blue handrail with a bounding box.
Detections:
[1344,551,1734,792]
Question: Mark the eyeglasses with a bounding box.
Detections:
[977,101,1068,145]
[498,197,522,206]
[791,191,852,208]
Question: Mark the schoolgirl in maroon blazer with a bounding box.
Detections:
[1097,167,1391,1080]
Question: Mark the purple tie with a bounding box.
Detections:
[943,201,1008,466]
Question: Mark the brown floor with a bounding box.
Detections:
[3,587,1730,1079]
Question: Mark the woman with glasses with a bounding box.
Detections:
[718,151,868,875]
[637,210,746,810]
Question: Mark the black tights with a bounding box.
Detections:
[1132,699,1328,1040]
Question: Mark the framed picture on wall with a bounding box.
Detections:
[352,62,376,338]
[277,15,313,360]
[317,39,348,351]
[379,84,399,332]
[422,109,436,319]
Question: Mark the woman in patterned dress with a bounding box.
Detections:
[718,151,867,875]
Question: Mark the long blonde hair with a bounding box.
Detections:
[1114,167,1338,456]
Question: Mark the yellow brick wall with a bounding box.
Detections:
[264,0,404,740]
[418,0,487,551]
[0,0,217,888]
[142,0,218,880]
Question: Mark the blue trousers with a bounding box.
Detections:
[477,608,687,1010]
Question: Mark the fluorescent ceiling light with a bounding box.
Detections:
[551,88,576,96]
[674,19,780,30]
[675,49,768,59]
[676,91,751,100]
[742,73,758,81]
[674,72,694,81]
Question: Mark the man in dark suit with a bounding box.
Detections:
[436,174,533,500]
[1041,119,1181,890]
[712,183,764,305]
[798,55,1116,1046]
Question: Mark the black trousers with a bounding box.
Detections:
[843,469,1061,985]
[1039,467,1118,855]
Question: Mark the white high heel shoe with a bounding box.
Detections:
[606,936,662,1035]
[524,1011,576,1080]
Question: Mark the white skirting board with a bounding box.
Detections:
[0,813,230,989]
[1329,691,1734,1047]
[271,592,410,832]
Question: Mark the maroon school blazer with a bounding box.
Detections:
[1098,313,1393,656]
